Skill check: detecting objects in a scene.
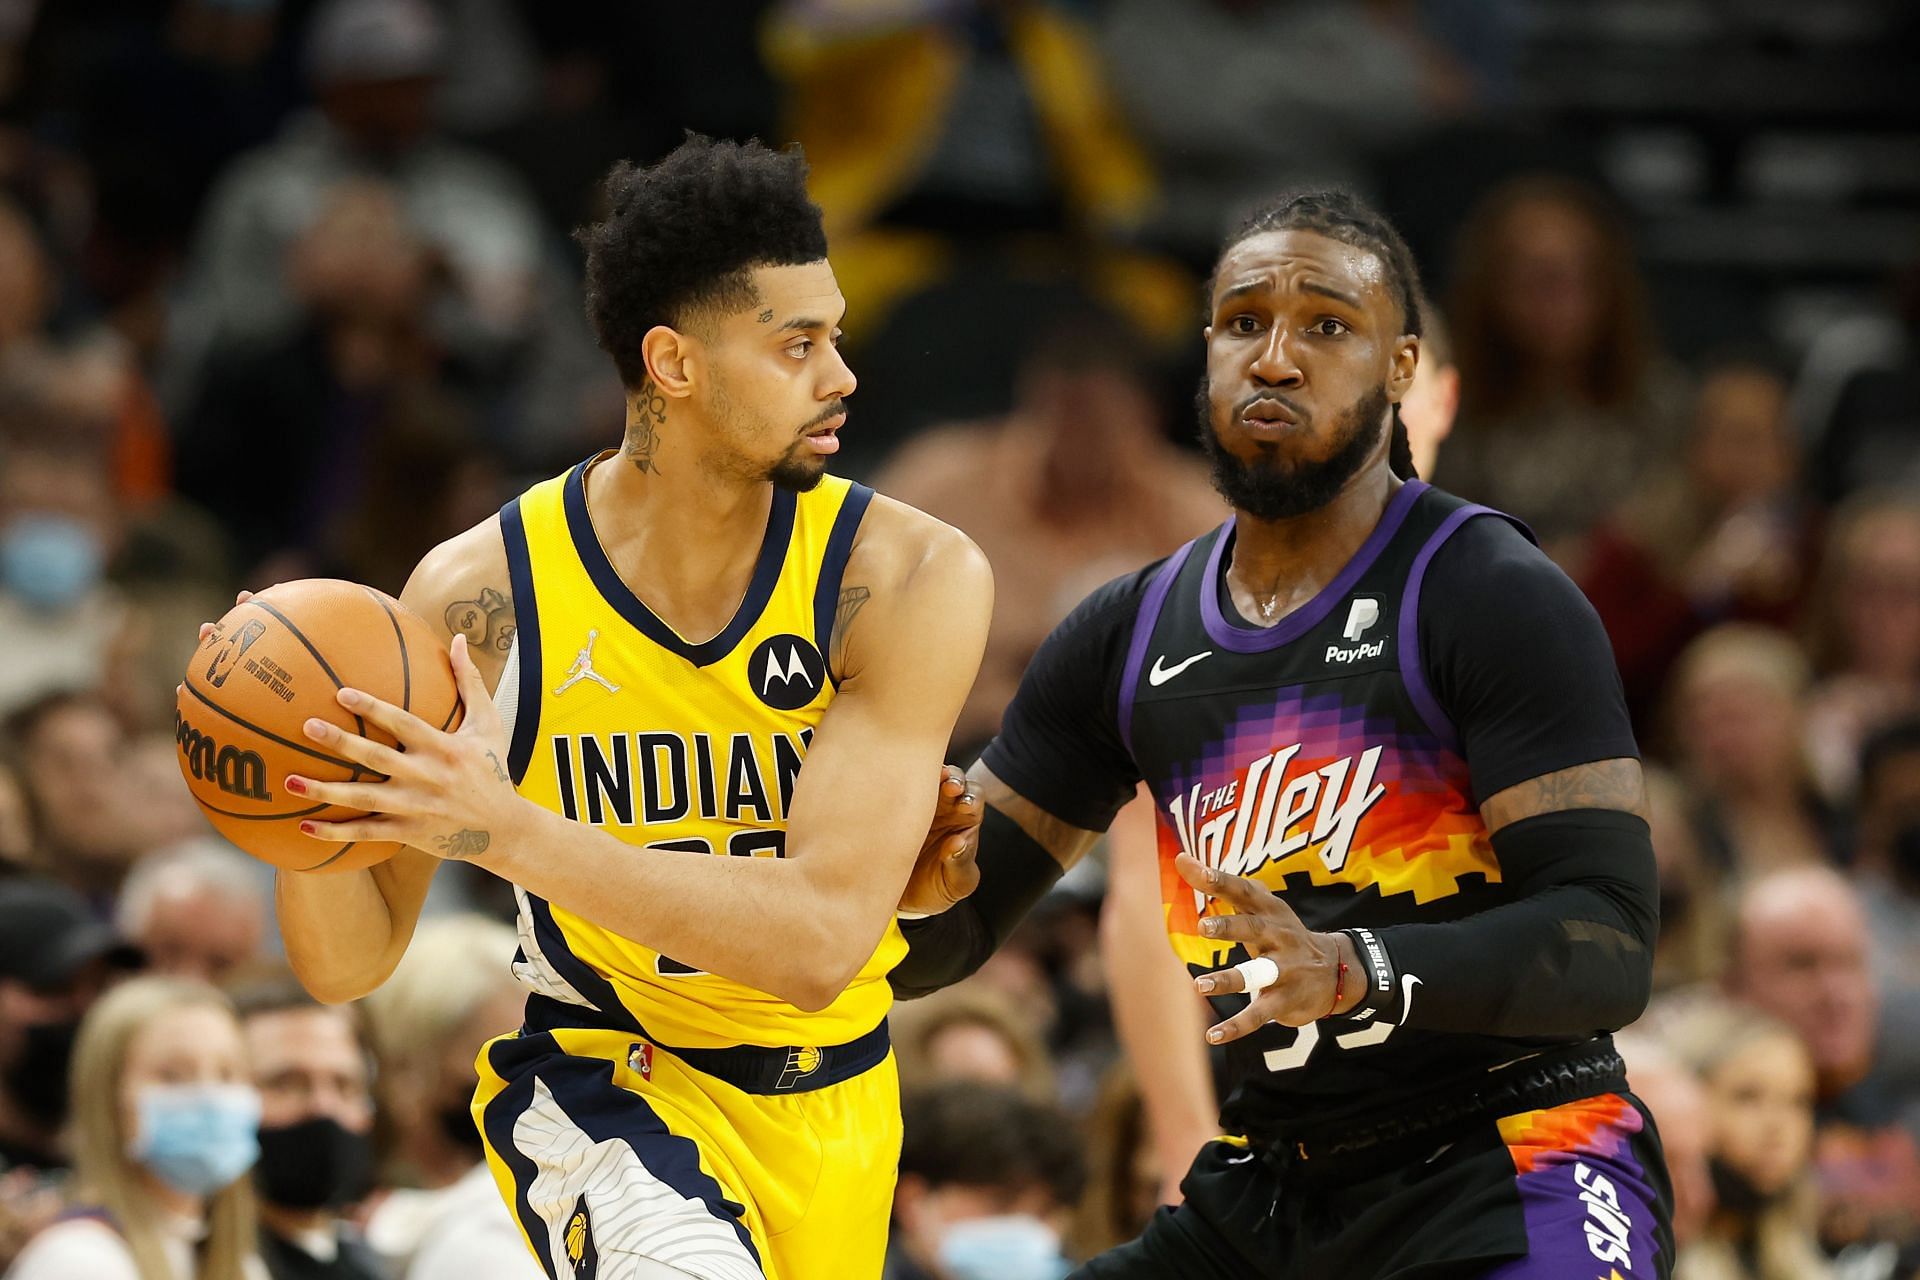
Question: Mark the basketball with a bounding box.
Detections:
[175,580,462,874]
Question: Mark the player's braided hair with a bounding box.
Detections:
[1215,190,1426,481]
[576,134,829,389]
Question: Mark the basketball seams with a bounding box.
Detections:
[245,596,371,744]
[365,587,413,712]
[179,678,363,774]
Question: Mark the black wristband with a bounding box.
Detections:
[1339,926,1399,1023]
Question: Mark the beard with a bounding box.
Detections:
[767,441,828,493]
[1197,377,1390,521]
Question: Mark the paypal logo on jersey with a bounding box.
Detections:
[1326,595,1387,665]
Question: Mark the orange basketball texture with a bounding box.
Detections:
[176,580,462,873]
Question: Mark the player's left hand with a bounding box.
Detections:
[285,634,524,864]
[1175,853,1359,1044]
[897,764,983,916]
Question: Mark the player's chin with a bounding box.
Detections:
[768,452,830,494]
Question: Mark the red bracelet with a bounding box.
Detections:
[1324,957,1348,1019]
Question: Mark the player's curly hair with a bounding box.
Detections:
[576,134,829,389]
[1213,189,1426,480]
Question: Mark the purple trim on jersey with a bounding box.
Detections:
[1201,480,1428,654]
[1397,504,1495,752]
[1117,539,1200,756]
[1398,504,1534,754]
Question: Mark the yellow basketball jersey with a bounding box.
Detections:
[496,453,903,1049]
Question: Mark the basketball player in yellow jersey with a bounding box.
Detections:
[259,138,993,1280]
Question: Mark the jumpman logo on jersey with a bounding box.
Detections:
[554,629,620,695]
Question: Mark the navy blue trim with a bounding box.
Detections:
[564,457,797,668]
[525,896,643,1036]
[671,1018,889,1094]
[499,497,542,784]
[813,482,875,682]
[480,1036,558,1279]
[534,1041,763,1269]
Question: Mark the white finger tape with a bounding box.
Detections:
[1233,955,1280,997]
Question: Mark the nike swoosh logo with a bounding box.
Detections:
[1148,651,1213,686]
[1397,973,1421,1026]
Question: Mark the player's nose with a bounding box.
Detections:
[1250,330,1304,387]
[820,342,856,400]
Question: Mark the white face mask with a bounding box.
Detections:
[937,1214,1070,1280]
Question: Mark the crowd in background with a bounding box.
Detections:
[0,1,1915,1279]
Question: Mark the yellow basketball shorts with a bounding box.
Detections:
[472,1021,901,1280]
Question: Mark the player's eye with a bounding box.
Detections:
[1309,317,1349,337]
[1229,315,1261,335]
[787,339,813,359]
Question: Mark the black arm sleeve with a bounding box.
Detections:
[1373,809,1658,1036]
[1364,516,1652,1036]
[890,567,1152,1000]
[890,808,1064,999]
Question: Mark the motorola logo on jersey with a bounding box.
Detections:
[749,633,825,711]
[1166,743,1386,889]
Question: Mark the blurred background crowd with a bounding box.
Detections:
[0,0,1914,1278]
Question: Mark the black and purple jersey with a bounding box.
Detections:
[983,479,1639,1140]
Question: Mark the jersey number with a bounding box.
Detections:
[1261,1015,1399,1073]
[651,833,785,975]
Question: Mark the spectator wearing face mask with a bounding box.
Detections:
[8,975,267,1280]
[353,917,538,1280]
[1664,1003,1831,1280]
[230,975,383,1280]
[0,433,128,721]
[116,843,273,989]
[0,878,144,1176]
[888,1082,1086,1280]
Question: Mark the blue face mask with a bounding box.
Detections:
[129,1084,262,1197]
[0,514,103,611]
[938,1215,1070,1280]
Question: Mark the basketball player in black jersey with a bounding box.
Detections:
[895,191,1675,1278]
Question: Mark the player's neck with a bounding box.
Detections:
[1225,463,1397,627]
[586,445,778,637]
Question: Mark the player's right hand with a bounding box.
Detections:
[196,590,255,644]
[897,764,983,916]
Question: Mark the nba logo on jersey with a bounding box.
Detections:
[564,1195,599,1276]
[627,1042,653,1081]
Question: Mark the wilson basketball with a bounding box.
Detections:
[176,580,462,873]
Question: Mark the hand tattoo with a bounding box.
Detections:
[485,750,510,783]
[625,379,668,475]
[445,587,518,654]
[436,829,491,860]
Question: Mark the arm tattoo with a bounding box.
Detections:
[828,585,870,677]
[1480,757,1648,832]
[485,750,510,783]
[445,587,518,654]
[435,829,491,860]
[972,764,1103,871]
[625,379,668,475]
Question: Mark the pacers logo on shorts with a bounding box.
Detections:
[776,1045,822,1090]
[564,1195,598,1277]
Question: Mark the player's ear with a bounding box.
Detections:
[1386,334,1418,405]
[640,324,697,400]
